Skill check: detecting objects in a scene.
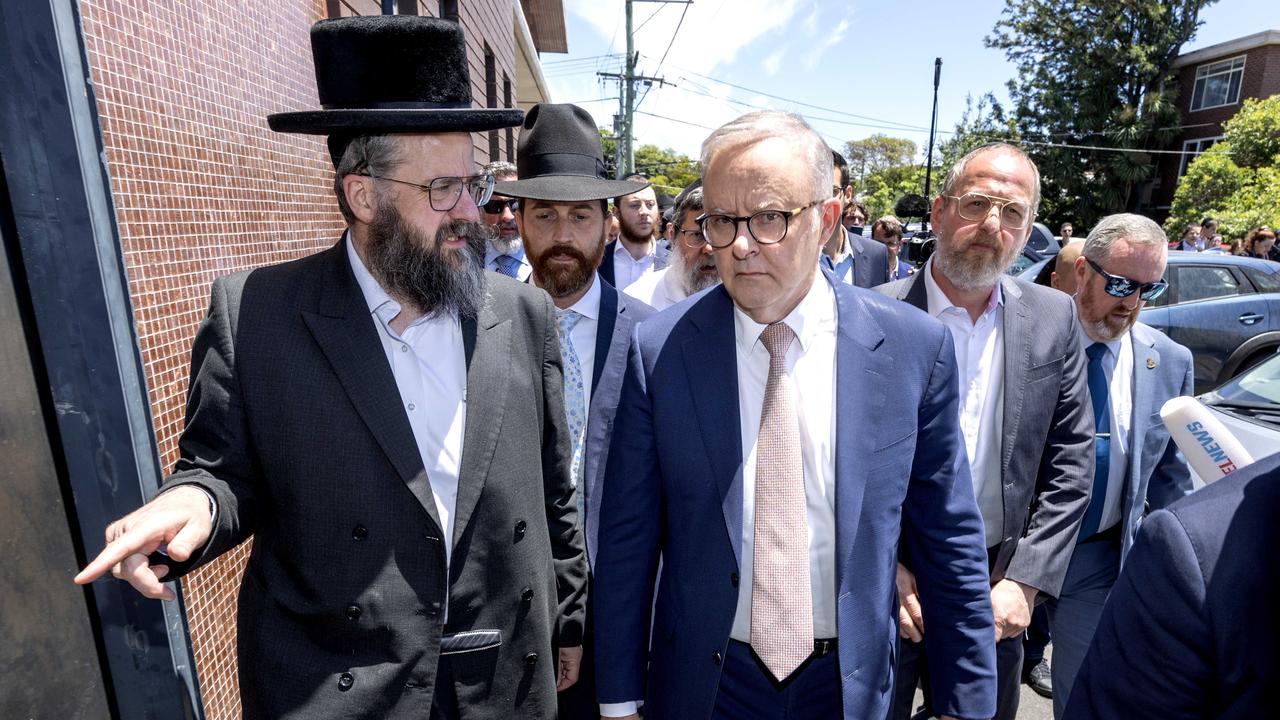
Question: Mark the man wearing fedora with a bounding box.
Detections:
[74,16,587,720]
[494,102,656,720]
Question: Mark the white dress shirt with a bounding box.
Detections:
[622,266,685,311]
[1083,332,1132,533]
[923,259,1006,546]
[347,237,468,571]
[611,241,658,292]
[484,239,533,281]
[558,274,602,403]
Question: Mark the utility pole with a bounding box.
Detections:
[599,0,686,179]
[922,57,942,234]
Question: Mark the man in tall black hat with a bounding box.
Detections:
[494,102,654,719]
[75,16,587,720]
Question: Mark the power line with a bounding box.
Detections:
[652,3,690,78]
[632,4,667,34]
[541,53,622,67]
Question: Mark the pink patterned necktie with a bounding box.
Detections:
[750,321,813,682]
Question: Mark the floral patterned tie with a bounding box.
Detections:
[554,308,587,516]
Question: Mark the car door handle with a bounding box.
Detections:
[1239,313,1264,326]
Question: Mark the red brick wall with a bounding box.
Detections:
[1152,42,1280,209]
[77,1,521,716]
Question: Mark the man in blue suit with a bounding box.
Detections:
[494,102,656,720]
[1065,450,1280,718]
[593,110,996,720]
[1046,213,1194,717]
[822,151,889,288]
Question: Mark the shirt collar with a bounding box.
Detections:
[614,241,655,265]
[564,272,602,322]
[346,231,401,324]
[1080,326,1128,360]
[922,256,1004,319]
[733,270,835,357]
[833,231,854,263]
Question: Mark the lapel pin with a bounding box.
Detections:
[1147,358,1157,370]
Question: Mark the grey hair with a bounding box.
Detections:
[672,186,704,225]
[334,134,404,225]
[700,111,830,202]
[939,142,1042,217]
[483,160,517,180]
[1083,213,1168,262]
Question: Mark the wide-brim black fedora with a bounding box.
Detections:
[495,104,648,202]
[267,16,523,136]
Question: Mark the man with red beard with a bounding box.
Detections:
[480,160,532,280]
[74,17,587,720]
[1046,213,1192,718]
[876,142,1094,720]
[599,176,670,292]
[624,183,719,310]
[495,102,656,720]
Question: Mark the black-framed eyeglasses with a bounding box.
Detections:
[943,191,1031,229]
[696,199,825,249]
[482,197,519,214]
[1086,257,1168,301]
[356,173,494,212]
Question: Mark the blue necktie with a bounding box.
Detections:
[1080,342,1111,539]
[495,254,521,278]
[554,309,587,517]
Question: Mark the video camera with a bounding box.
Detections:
[894,193,936,266]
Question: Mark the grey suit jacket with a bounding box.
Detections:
[1117,323,1195,560]
[876,271,1094,597]
[583,281,655,566]
[161,239,587,719]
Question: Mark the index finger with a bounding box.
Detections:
[74,531,160,585]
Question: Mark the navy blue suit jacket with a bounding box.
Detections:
[821,230,891,288]
[593,272,997,720]
[1064,451,1280,719]
[598,239,670,288]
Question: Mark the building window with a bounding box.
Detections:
[440,0,459,21]
[1190,56,1245,112]
[397,0,418,14]
[485,46,499,160]
[503,74,514,161]
[1179,136,1224,177]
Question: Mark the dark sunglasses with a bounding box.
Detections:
[482,197,519,214]
[1086,257,1168,301]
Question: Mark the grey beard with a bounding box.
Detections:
[670,250,718,297]
[933,243,1016,292]
[365,203,487,320]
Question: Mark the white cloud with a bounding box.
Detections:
[762,47,788,76]
[801,4,821,36]
[802,19,850,70]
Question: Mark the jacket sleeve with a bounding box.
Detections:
[1063,509,1208,719]
[1005,302,1094,597]
[538,292,589,648]
[159,274,260,576]
[903,328,998,720]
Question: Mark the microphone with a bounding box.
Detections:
[1160,396,1254,483]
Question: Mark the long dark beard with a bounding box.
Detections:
[365,200,487,320]
[529,241,604,299]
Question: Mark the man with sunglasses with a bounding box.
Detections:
[1044,213,1194,717]
[595,110,996,720]
[480,160,532,280]
[73,17,588,719]
[877,142,1094,720]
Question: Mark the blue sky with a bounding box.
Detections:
[546,0,1280,160]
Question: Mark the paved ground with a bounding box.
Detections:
[909,645,1055,720]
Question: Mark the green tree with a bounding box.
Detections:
[843,135,918,187]
[936,93,1019,183]
[1166,95,1280,240]
[598,127,701,195]
[987,0,1215,227]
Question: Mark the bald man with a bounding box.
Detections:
[1052,240,1085,294]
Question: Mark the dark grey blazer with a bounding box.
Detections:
[876,271,1094,597]
[583,281,655,566]
[162,239,588,719]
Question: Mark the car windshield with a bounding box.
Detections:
[1208,353,1280,406]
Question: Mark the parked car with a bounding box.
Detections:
[1018,252,1280,393]
[1193,349,1280,486]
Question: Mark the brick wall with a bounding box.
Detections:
[1152,42,1280,209]
[77,1,521,716]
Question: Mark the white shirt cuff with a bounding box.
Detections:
[600,701,642,717]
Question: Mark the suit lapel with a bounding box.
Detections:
[302,240,444,535]
[681,288,745,567]
[452,284,512,548]
[999,277,1031,486]
[592,281,619,397]
[900,270,929,311]
[598,240,616,286]
[1124,325,1159,521]
[850,233,870,288]
[831,278,888,588]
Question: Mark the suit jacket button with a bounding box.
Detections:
[344,605,361,621]
[352,525,368,541]
[514,520,527,537]
[712,651,722,665]
[337,672,354,691]
[521,587,534,603]
[730,572,739,587]
[524,652,538,666]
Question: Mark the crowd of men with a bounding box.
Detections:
[73,15,1278,720]
[1172,217,1279,259]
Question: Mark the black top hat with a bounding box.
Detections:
[267,16,523,137]
[495,104,648,202]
